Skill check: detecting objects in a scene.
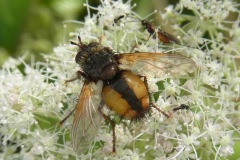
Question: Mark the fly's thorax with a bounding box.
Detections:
[75,42,118,81]
[141,20,154,34]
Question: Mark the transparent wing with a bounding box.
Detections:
[117,52,196,78]
[71,81,104,153]
[157,29,181,44]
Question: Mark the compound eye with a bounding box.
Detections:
[75,52,82,63]
[101,64,118,80]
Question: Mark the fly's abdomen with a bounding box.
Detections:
[102,71,149,119]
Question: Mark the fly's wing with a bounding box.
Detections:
[117,52,196,78]
[157,30,181,44]
[71,81,104,153]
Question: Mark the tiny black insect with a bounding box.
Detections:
[173,104,190,111]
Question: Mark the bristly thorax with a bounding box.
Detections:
[75,42,118,81]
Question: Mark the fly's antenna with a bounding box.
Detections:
[70,36,83,48]
[114,14,141,26]
[114,10,157,26]
[142,10,157,20]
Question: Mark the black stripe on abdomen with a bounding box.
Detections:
[108,75,143,112]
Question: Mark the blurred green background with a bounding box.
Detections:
[0,0,178,66]
[0,0,238,66]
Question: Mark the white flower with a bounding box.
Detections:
[203,119,222,137]
[1,0,239,159]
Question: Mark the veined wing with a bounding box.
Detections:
[71,81,104,153]
[116,52,196,78]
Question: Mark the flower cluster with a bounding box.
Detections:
[0,0,239,159]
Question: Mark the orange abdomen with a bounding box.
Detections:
[102,71,149,119]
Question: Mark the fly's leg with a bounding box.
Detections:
[98,106,116,153]
[150,103,170,118]
[142,76,170,118]
[61,71,86,124]
[64,70,86,85]
[59,107,77,125]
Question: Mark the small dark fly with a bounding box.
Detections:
[114,14,181,44]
